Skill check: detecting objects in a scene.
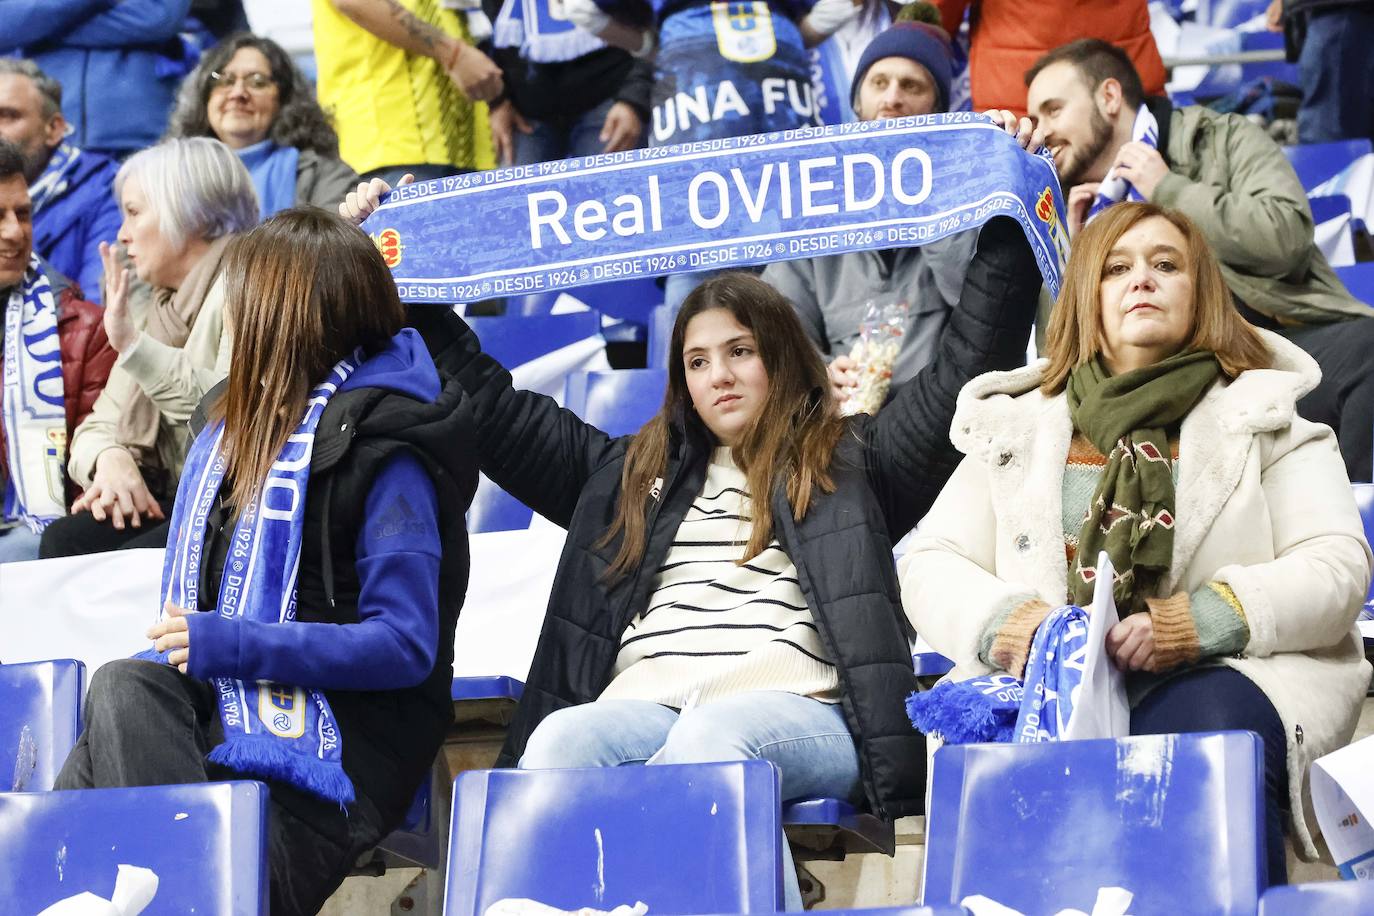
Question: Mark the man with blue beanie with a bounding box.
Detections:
[764,3,1031,406]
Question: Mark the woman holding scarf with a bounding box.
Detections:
[900,202,1372,884]
[434,213,1040,906]
[55,208,476,916]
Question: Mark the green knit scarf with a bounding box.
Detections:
[1066,350,1221,614]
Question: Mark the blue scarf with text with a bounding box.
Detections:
[153,353,361,804]
[361,112,1070,303]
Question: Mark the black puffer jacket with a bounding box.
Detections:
[439,217,1040,820]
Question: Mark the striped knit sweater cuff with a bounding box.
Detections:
[1144,593,1201,671]
[1191,581,1251,658]
[982,597,1054,679]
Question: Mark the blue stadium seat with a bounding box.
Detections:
[1284,140,1374,193]
[1353,485,1374,600]
[922,731,1266,915]
[912,649,955,678]
[468,311,604,370]
[1197,0,1271,29]
[1336,263,1374,309]
[564,369,668,438]
[506,277,663,343]
[0,781,269,914]
[0,659,84,792]
[452,675,525,704]
[647,303,675,368]
[467,486,534,533]
[1260,880,1374,914]
[444,761,784,916]
[784,796,894,857]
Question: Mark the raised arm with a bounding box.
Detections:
[432,310,625,528]
[865,216,1040,538]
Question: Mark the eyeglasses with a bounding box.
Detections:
[208,70,276,92]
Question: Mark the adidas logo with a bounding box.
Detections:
[373,493,427,539]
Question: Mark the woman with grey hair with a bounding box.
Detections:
[40,137,259,558]
[165,34,359,219]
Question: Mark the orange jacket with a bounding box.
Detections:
[938,0,1167,116]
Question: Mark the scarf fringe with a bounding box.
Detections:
[906,678,1022,745]
[209,735,356,806]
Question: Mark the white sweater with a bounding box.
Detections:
[600,448,840,708]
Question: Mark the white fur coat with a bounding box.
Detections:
[899,330,1372,858]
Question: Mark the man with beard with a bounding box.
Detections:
[0,59,121,305]
[1025,38,1374,482]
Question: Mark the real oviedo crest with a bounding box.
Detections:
[373,228,404,268]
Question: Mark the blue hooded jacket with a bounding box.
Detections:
[8,0,193,156]
[32,149,121,304]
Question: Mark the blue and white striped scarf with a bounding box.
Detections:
[2,255,67,531]
[493,0,605,63]
[27,143,81,215]
[1086,104,1160,224]
[158,352,362,804]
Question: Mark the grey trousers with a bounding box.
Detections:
[56,659,388,916]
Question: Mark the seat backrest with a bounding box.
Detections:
[922,731,1265,916]
[1284,140,1374,192]
[1336,263,1374,309]
[0,659,84,792]
[467,312,604,370]
[444,760,783,916]
[0,780,268,914]
[647,303,674,369]
[1260,879,1374,914]
[563,369,668,438]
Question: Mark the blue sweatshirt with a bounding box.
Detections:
[185,330,443,692]
[32,149,121,304]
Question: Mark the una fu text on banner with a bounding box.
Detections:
[362,112,1070,304]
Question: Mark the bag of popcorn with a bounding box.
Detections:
[840,300,908,416]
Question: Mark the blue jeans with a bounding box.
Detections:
[513,98,634,165]
[1297,7,1374,144]
[520,691,862,910]
[0,524,42,565]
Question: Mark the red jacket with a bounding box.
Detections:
[938,0,1167,117]
[1,263,116,508]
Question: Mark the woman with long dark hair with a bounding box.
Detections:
[55,208,476,915]
[442,216,1041,905]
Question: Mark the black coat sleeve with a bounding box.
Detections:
[614,57,655,120]
[414,308,623,528]
[864,215,1041,538]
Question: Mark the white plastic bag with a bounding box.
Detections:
[1061,552,1131,740]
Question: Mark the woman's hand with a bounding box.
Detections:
[1106,612,1156,672]
[72,447,165,530]
[982,109,1042,152]
[828,355,859,403]
[339,174,415,226]
[148,601,191,673]
[99,242,136,353]
[600,101,643,154]
[490,101,533,167]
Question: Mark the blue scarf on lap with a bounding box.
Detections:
[154,352,361,804]
[493,0,606,63]
[236,140,298,220]
[1013,605,1090,743]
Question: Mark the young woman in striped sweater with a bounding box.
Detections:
[440,216,1041,905]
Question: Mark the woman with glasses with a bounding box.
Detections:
[166,34,360,220]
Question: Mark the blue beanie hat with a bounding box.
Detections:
[850,19,954,115]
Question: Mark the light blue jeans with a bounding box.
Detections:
[520,691,862,910]
[0,524,42,565]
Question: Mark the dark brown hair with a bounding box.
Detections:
[601,272,846,580]
[1041,202,1271,393]
[210,207,405,511]
[1025,38,1145,109]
